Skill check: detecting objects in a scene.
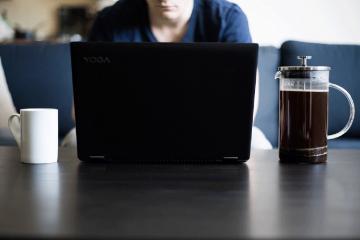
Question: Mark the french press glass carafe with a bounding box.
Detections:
[275,56,355,163]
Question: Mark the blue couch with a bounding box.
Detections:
[0,41,359,148]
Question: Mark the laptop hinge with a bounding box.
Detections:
[223,156,239,160]
[89,156,105,159]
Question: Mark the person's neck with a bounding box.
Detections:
[149,2,194,42]
[150,14,190,29]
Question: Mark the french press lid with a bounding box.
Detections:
[279,56,331,71]
[277,56,331,79]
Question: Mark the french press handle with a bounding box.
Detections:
[328,83,355,140]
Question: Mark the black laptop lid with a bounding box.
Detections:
[71,43,258,163]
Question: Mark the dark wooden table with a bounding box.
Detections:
[0,147,359,240]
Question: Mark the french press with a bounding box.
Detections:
[275,56,355,163]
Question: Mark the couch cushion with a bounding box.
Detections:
[0,128,16,146]
[329,138,360,149]
[0,43,74,138]
[255,46,280,147]
[281,41,360,139]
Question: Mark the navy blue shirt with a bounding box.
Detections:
[89,0,252,43]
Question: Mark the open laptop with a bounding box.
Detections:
[71,43,258,163]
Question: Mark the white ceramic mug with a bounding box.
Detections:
[8,109,58,164]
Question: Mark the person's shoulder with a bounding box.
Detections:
[96,0,146,23]
[195,0,251,42]
[199,0,245,18]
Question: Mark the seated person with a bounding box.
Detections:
[62,0,272,149]
[88,0,252,43]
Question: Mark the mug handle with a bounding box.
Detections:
[8,114,21,147]
[328,83,356,140]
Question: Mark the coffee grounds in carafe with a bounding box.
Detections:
[279,90,328,163]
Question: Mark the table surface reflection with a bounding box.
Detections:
[0,147,359,240]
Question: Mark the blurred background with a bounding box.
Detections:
[0,0,359,149]
[0,0,360,45]
[0,0,116,42]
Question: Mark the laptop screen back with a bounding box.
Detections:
[71,43,258,162]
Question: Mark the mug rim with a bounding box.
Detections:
[20,108,58,112]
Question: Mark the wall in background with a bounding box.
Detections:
[0,0,95,40]
[231,0,360,46]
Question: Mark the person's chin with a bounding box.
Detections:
[160,11,180,20]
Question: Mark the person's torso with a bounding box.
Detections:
[93,0,251,43]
